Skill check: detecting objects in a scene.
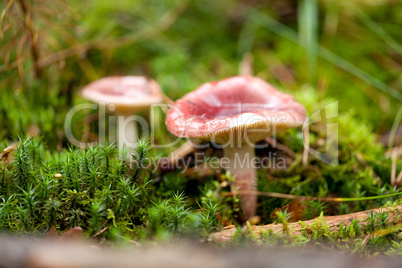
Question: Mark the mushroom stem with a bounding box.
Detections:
[117,114,138,151]
[223,144,257,220]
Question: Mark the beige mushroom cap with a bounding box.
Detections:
[82,76,163,114]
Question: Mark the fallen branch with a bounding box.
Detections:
[209,204,402,243]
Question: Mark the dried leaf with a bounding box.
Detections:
[0,142,20,164]
[270,199,307,222]
[45,226,59,239]
[60,227,84,241]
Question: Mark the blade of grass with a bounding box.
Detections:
[247,9,402,102]
[355,7,402,55]
[237,19,259,61]
[298,0,318,83]
[378,23,402,37]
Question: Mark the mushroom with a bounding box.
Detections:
[82,76,163,150]
[165,76,306,219]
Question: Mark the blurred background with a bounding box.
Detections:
[0,0,401,148]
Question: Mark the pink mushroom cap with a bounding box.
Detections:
[82,76,163,114]
[166,76,306,144]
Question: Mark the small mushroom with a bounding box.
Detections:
[165,76,306,219]
[82,76,163,150]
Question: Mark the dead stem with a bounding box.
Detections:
[0,0,15,40]
[16,0,42,78]
[93,226,109,238]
